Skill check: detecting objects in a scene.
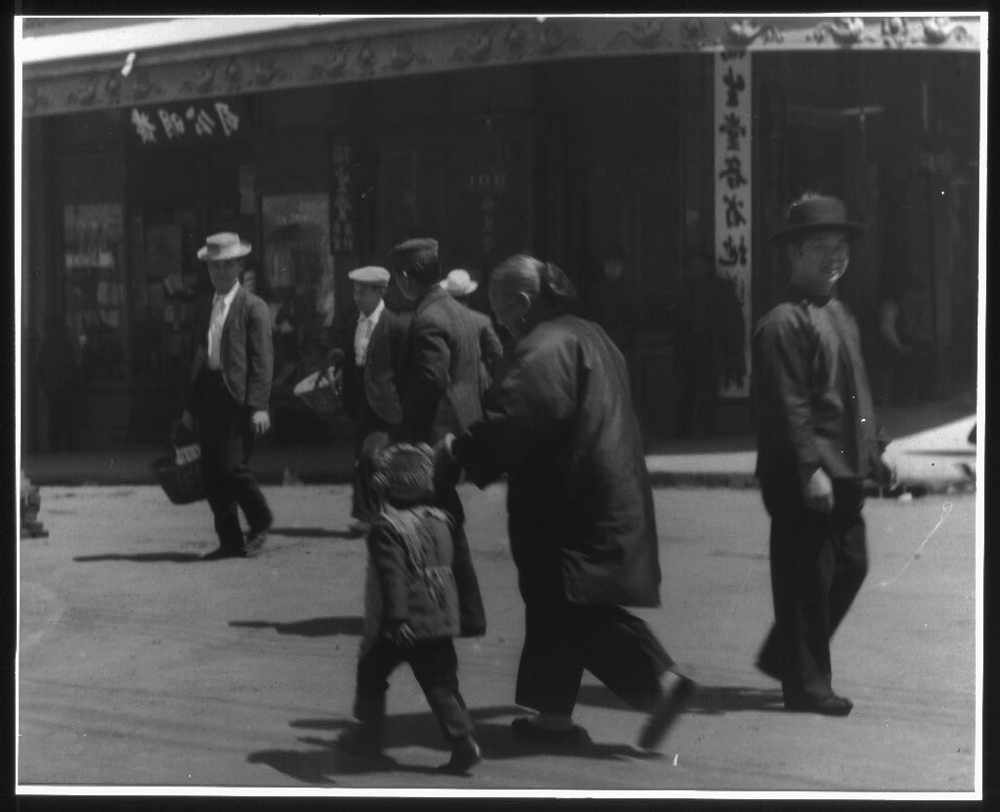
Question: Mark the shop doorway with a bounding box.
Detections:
[125,143,255,443]
[573,162,680,439]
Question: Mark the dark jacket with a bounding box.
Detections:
[187,285,273,413]
[362,505,461,643]
[397,286,484,444]
[466,306,503,395]
[454,314,661,608]
[753,288,882,492]
[335,304,410,425]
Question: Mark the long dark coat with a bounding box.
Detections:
[454,314,662,608]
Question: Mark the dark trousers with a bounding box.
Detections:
[516,598,675,716]
[757,479,869,703]
[196,371,272,549]
[433,469,487,638]
[350,385,393,523]
[354,636,474,744]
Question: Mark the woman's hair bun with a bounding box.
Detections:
[539,261,577,305]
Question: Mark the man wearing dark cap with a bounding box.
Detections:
[388,237,486,638]
[331,265,410,536]
[753,193,895,715]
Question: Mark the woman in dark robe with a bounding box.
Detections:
[439,254,694,750]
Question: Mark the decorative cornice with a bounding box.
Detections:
[21,16,982,118]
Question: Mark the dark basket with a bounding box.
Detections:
[151,452,206,505]
[294,364,344,418]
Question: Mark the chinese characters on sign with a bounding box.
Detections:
[129,99,246,145]
[714,51,752,398]
[330,138,355,254]
[468,170,506,256]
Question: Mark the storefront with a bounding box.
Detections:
[19,15,983,451]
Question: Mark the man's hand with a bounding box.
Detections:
[803,467,835,513]
[180,409,194,431]
[251,410,271,437]
[384,621,417,651]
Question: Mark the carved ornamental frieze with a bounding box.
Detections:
[21,16,981,118]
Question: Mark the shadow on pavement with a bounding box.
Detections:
[270,526,361,540]
[229,616,364,637]
[683,685,786,715]
[576,682,785,716]
[252,705,647,784]
[73,552,205,563]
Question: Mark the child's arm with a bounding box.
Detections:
[368,523,415,647]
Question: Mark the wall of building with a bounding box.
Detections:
[21,45,980,452]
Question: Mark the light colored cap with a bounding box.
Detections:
[348,265,391,286]
[197,232,251,261]
[440,268,478,297]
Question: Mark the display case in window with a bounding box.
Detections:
[63,203,127,381]
[262,193,336,390]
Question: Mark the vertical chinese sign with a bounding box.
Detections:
[714,51,752,398]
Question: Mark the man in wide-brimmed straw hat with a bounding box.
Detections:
[752,194,895,716]
[440,269,502,395]
[180,232,274,560]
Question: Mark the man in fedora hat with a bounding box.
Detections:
[181,232,274,560]
[440,269,503,396]
[753,193,895,715]
[329,265,411,536]
[388,238,487,638]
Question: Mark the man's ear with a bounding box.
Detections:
[516,290,532,314]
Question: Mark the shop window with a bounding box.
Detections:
[63,203,127,381]
[261,193,336,390]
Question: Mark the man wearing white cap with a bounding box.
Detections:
[440,269,503,396]
[331,265,409,536]
[181,232,274,560]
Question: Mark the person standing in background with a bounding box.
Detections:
[330,265,409,536]
[440,268,503,396]
[181,232,274,560]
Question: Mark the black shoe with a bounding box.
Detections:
[202,546,246,561]
[437,736,482,775]
[785,693,853,716]
[638,672,696,750]
[511,717,588,747]
[243,530,269,557]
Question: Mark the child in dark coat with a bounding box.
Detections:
[338,434,481,774]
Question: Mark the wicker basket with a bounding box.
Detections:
[151,444,206,505]
[294,365,344,418]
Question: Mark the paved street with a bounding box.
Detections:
[17,483,979,796]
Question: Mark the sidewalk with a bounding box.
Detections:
[20,396,978,494]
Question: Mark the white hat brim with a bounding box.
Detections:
[197,243,252,261]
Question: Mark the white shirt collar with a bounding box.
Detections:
[215,280,241,307]
[359,298,385,325]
